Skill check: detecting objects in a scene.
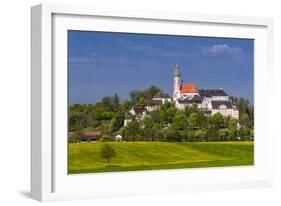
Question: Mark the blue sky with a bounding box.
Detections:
[68,31,254,104]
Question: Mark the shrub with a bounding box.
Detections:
[186,130,196,142]
[206,127,219,141]
[195,130,207,142]
[165,130,181,142]
[135,134,146,141]
[238,126,251,140]
[99,143,116,164]
[218,129,230,141]
[68,131,81,143]
[100,135,114,142]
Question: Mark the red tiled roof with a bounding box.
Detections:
[180,84,199,93]
[82,131,101,137]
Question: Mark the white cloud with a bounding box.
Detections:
[200,44,243,56]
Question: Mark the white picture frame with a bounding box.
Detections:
[31,3,274,202]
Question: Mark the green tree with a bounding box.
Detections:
[99,143,116,164]
[143,116,154,129]
[69,110,81,131]
[138,97,145,107]
[184,102,198,118]
[238,126,250,140]
[195,130,206,141]
[227,118,238,139]
[172,111,188,130]
[79,113,93,128]
[122,100,132,110]
[230,96,254,126]
[240,113,250,126]
[250,128,254,140]
[188,112,206,129]
[143,117,161,141]
[155,129,165,141]
[112,93,120,111]
[218,128,230,140]
[101,111,115,120]
[100,135,114,142]
[129,86,161,104]
[111,112,125,132]
[208,113,224,128]
[124,120,140,141]
[165,130,181,142]
[98,121,112,135]
[143,116,154,141]
[188,113,198,129]
[68,131,82,143]
[129,90,144,104]
[101,96,113,110]
[149,110,161,124]
[160,101,177,125]
[146,85,161,98]
[206,127,219,141]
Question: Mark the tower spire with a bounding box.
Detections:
[173,63,181,101]
[174,63,181,77]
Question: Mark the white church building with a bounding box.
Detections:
[124,64,239,126]
[173,64,239,119]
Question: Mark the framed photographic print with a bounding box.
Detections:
[31,3,274,201]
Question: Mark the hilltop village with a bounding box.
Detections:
[69,64,253,143]
[124,64,239,126]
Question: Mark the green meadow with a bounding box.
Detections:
[68,141,254,174]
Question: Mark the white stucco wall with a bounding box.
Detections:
[124,119,132,127]
[211,108,239,120]
[145,105,160,112]
[179,92,199,99]
[152,97,172,103]
[210,96,229,101]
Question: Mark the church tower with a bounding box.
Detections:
[173,64,181,101]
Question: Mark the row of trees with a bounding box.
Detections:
[69,86,162,133]
[69,85,254,143]
[121,102,253,142]
[69,93,126,133]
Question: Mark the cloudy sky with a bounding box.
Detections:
[68,31,254,104]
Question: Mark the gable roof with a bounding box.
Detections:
[132,106,146,114]
[82,131,101,137]
[153,92,170,99]
[211,101,232,109]
[178,95,204,104]
[199,89,228,97]
[144,99,162,106]
[180,84,199,93]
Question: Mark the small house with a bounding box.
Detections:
[152,92,172,103]
[80,131,101,142]
[144,99,162,112]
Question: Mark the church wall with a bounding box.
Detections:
[211,108,239,120]
[179,92,199,99]
[210,96,229,101]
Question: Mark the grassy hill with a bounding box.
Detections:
[68,141,254,174]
